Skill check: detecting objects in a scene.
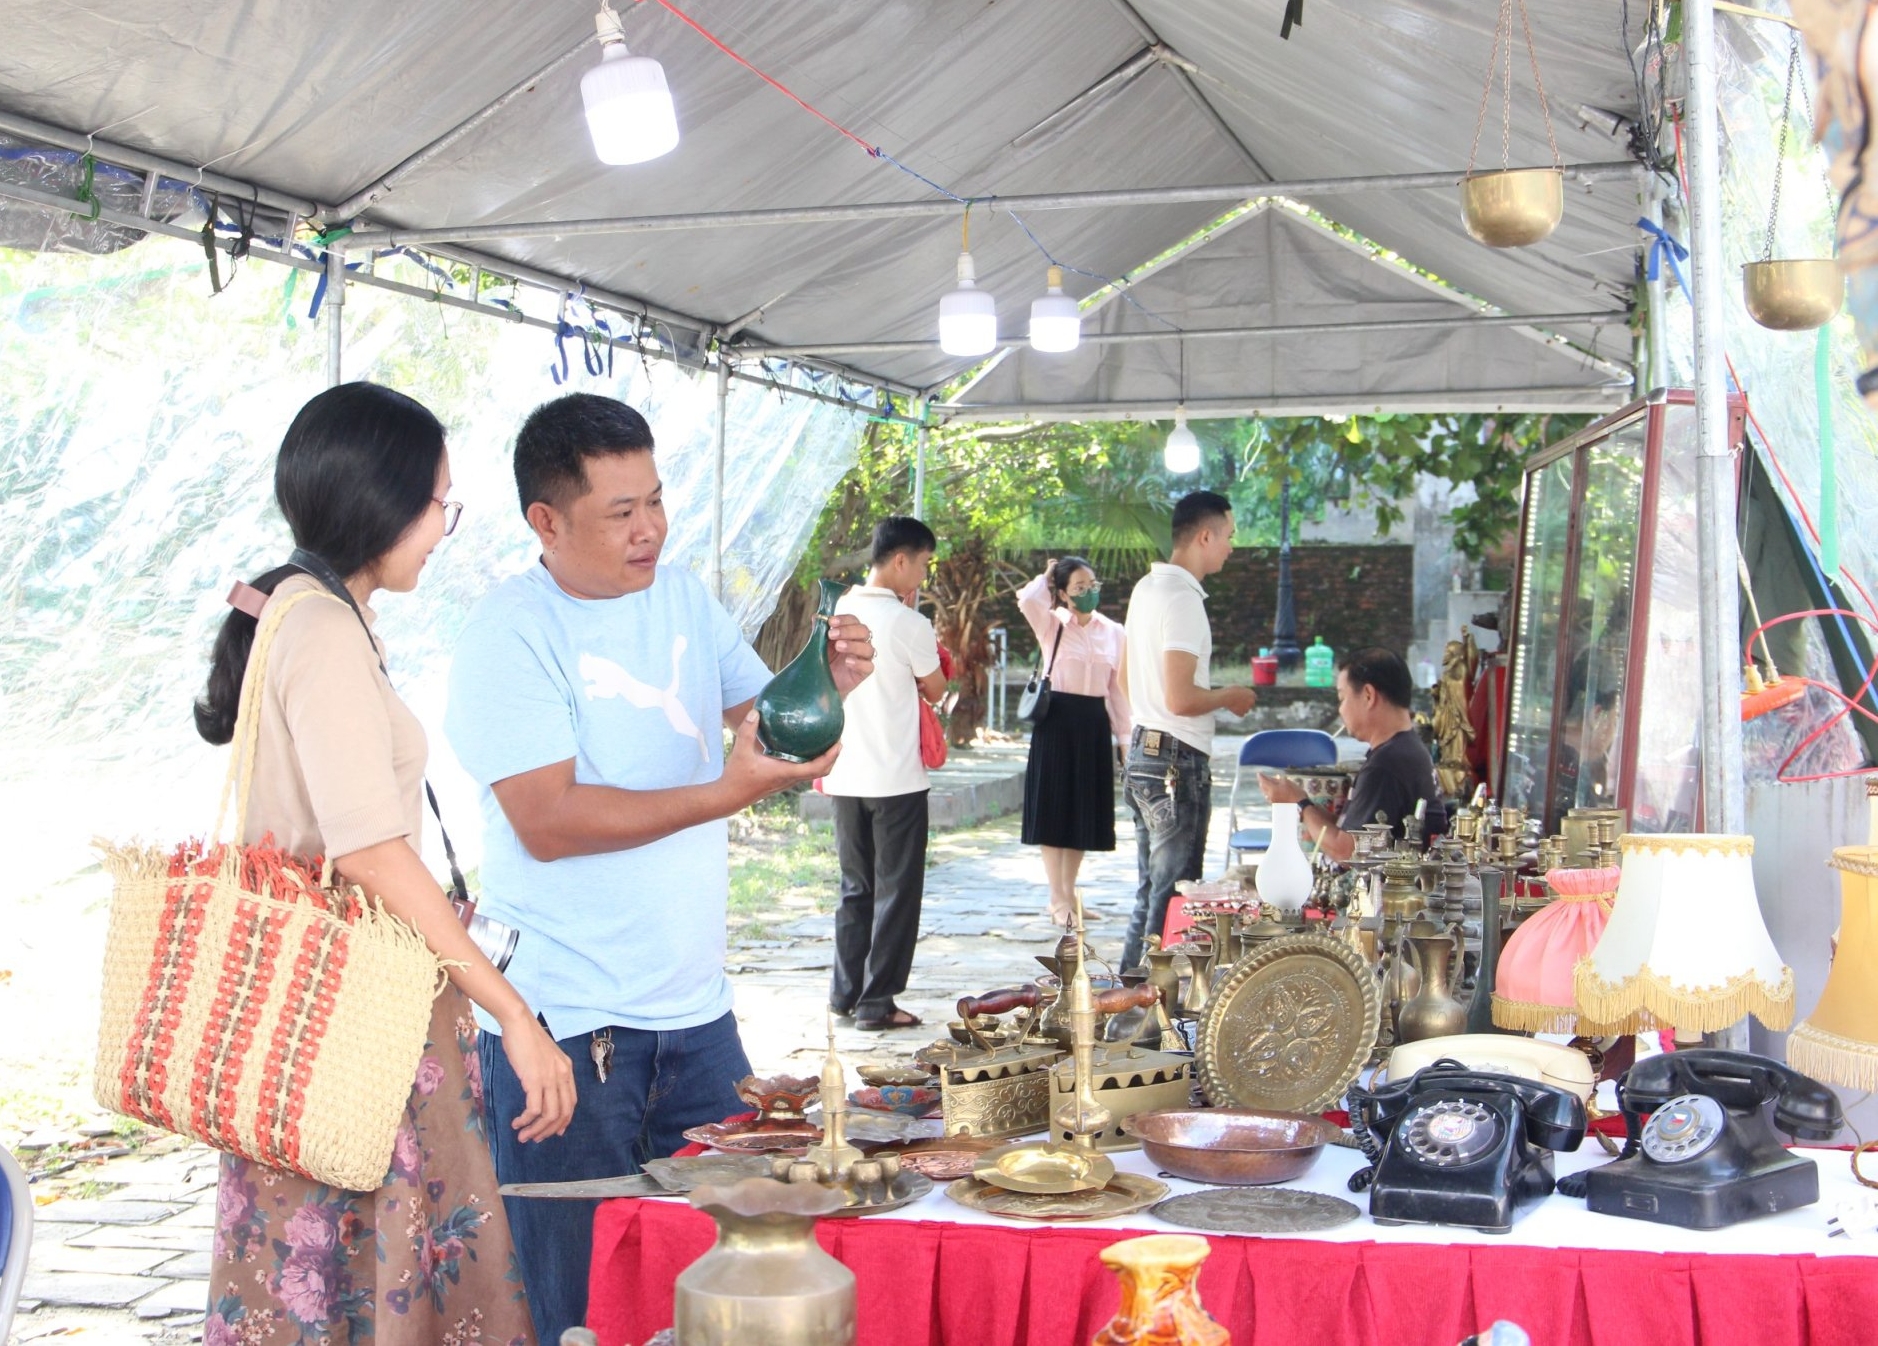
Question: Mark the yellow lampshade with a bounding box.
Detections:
[1574,834,1795,1034]
[1788,847,1878,1091]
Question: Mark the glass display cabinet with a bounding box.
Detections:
[1499,391,1747,833]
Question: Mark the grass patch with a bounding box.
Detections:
[727,807,839,942]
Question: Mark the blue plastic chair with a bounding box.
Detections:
[1,1143,32,1345]
[1224,729,1338,870]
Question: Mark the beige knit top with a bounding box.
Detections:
[239,573,427,860]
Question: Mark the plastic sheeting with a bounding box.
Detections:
[0,135,206,254]
[0,236,862,894]
[1659,8,1874,780]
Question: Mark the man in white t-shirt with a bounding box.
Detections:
[1119,490,1259,969]
[821,516,949,1031]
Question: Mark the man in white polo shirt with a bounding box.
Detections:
[1120,490,1259,969]
[822,516,949,1031]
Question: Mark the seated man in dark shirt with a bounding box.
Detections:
[1259,646,1447,862]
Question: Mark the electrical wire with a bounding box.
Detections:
[643,0,1183,332]
[1741,607,1878,782]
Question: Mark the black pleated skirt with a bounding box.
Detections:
[1021,691,1117,851]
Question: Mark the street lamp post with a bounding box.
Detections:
[1273,472,1302,671]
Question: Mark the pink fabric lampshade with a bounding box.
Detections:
[1491,866,1621,1034]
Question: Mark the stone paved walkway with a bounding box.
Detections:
[10,755,1252,1346]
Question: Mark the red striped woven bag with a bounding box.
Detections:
[93,589,445,1190]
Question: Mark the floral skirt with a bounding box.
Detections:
[206,985,535,1346]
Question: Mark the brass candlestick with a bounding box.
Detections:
[800,1014,862,1182]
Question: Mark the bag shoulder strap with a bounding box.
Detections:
[214,587,333,846]
[1042,620,1066,677]
[273,553,469,902]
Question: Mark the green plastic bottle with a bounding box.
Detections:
[755,579,849,761]
[1304,636,1335,688]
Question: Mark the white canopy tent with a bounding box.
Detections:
[0,0,1650,408]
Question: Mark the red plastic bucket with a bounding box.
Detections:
[1251,654,1279,686]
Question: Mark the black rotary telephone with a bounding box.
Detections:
[1574,1048,1842,1230]
[1349,1061,1587,1234]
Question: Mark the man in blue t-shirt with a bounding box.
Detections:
[444,393,873,1345]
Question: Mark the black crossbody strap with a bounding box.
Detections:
[1042,621,1065,678]
[287,548,470,903]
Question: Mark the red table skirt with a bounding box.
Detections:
[589,1198,1878,1346]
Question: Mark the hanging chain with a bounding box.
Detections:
[1515,0,1561,168]
[1764,33,1802,263]
[1790,31,1840,218]
[1467,0,1561,174]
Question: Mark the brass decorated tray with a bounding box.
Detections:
[944,1172,1169,1222]
[1195,932,1379,1114]
[1150,1188,1362,1234]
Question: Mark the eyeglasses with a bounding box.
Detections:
[435,498,464,536]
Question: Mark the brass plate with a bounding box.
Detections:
[680,1120,821,1154]
[973,1140,1114,1194]
[1196,932,1379,1114]
[868,1137,1000,1181]
[945,1172,1169,1222]
[1150,1188,1361,1234]
[642,1154,776,1192]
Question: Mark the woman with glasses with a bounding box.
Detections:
[192,381,572,1346]
[1017,556,1131,925]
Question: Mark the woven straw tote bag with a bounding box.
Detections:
[93,589,445,1190]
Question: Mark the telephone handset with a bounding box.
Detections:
[1351,1061,1588,1234]
[1579,1048,1844,1230]
[1385,1034,1595,1104]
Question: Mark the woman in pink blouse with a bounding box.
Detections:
[1017,558,1131,924]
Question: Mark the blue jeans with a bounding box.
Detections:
[479,1011,751,1344]
[1120,730,1213,970]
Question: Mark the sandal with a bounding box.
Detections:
[855,1007,923,1032]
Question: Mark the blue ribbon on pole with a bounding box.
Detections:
[1636,217,1691,301]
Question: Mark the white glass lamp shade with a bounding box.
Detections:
[1574,834,1794,1034]
[1164,410,1201,474]
[938,250,998,357]
[582,39,680,166]
[1028,266,1081,352]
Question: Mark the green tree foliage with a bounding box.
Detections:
[765,408,1588,742]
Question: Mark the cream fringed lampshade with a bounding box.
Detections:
[1788,846,1878,1090]
[1492,866,1621,1033]
[1574,834,1795,1034]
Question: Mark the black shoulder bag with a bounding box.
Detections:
[1017,621,1066,725]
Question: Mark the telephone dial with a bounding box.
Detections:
[1349,1061,1587,1234]
[1576,1048,1843,1230]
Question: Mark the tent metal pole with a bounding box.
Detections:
[913,402,930,520]
[936,387,1631,422]
[0,109,322,218]
[326,34,599,221]
[1685,2,1750,1048]
[711,357,729,601]
[748,309,1631,359]
[340,161,1642,250]
[325,249,346,387]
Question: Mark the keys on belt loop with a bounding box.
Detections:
[590,1028,614,1084]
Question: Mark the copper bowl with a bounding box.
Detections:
[734,1073,820,1122]
[1120,1108,1334,1185]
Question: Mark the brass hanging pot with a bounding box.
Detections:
[1745,33,1843,331]
[1460,0,1565,249]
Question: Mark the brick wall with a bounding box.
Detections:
[988,544,1416,669]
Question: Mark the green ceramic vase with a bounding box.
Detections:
[755,579,849,762]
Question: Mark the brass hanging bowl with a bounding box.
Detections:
[1460,168,1564,248]
[1743,259,1844,331]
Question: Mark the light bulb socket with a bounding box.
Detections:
[955,250,979,286]
[594,2,626,45]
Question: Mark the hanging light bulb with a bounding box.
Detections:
[582,1,679,166]
[1164,408,1201,474]
[938,207,998,357]
[1028,265,1081,353]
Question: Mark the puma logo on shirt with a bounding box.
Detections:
[579,644,709,761]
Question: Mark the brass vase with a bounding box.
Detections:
[1093,1234,1230,1346]
[1143,940,1184,1019]
[1395,922,1468,1044]
[754,579,848,762]
[674,1178,854,1346]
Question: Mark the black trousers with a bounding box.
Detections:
[829,789,929,1017]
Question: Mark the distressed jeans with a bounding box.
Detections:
[1120,729,1213,970]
